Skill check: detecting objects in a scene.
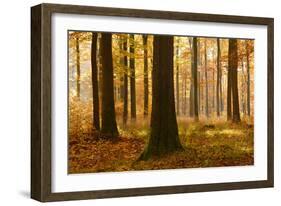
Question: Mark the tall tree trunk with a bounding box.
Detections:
[139,35,183,160]
[75,37,80,98]
[189,37,194,117]
[216,38,221,116]
[97,34,103,114]
[123,35,128,125]
[212,50,215,114]
[91,32,100,130]
[204,39,209,118]
[190,83,194,117]
[227,40,233,121]
[193,37,199,121]
[198,39,201,115]
[129,34,136,120]
[119,36,124,101]
[143,35,149,117]
[176,38,180,115]
[183,77,187,115]
[100,33,119,137]
[246,40,251,116]
[198,71,201,115]
[219,66,223,113]
[230,39,240,122]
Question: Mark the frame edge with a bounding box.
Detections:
[30,3,275,202]
[31,4,43,201]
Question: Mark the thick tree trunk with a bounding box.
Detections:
[123,35,128,125]
[193,37,199,121]
[216,38,221,117]
[139,35,183,160]
[91,32,100,130]
[230,39,240,122]
[100,33,119,137]
[129,34,136,120]
[204,39,209,118]
[143,35,149,117]
[75,37,80,98]
[246,40,251,116]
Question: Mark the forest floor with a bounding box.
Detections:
[68,120,254,174]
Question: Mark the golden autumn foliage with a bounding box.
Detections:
[68,31,254,173]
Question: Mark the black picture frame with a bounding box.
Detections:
[31,3,274,202]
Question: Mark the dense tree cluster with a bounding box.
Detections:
[68,31,254,160]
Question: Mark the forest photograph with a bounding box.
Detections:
[68,31,254,174]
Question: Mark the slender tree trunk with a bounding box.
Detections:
[181,75,184,115]
[193,37,199,121]
[227,40,233,121]
[189,37,194,117]
[219,66,223,113]
[190,83,194,117]
[197,39,201,116]
[212,50,215,114]
[241,60,246,115]
[139,35,183,160]
[119,36,124,101]
[176,38,180,115]
[230,39,240,122]
[143,35,149,117]
[97,34,103,114]
[123,35,128,125]
[75,37,80,98]
[129,34,136,120]
[100,33,119,137]
[183,77,187,115]
[198,71,200,116]
[216,38,221,116]
[91,32,100,130]
[246,40,251,116]
[204,39,209,118]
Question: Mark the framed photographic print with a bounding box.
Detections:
[31,3,274,202]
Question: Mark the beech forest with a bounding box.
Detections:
[68,31,254,173]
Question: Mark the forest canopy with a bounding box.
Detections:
[68,31,254,173]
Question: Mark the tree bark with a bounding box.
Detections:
[204,39,209,118]
[219,64,223,113]
[193,37,199,121]
[216,38,221,116]
[139,35,183,160]
[143,35,149,117]
[246,40,251,116]
[123,35,128,125]
[227,40,233,121]
[176,38,180,115]
[129,34,136,120]
[230,39,240,122]
[75,37,80,98]
[119,36,124,101]
[100,33,119,137]
[91,32,100,130]
[189,38,194,117]
[212,50,215,114]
